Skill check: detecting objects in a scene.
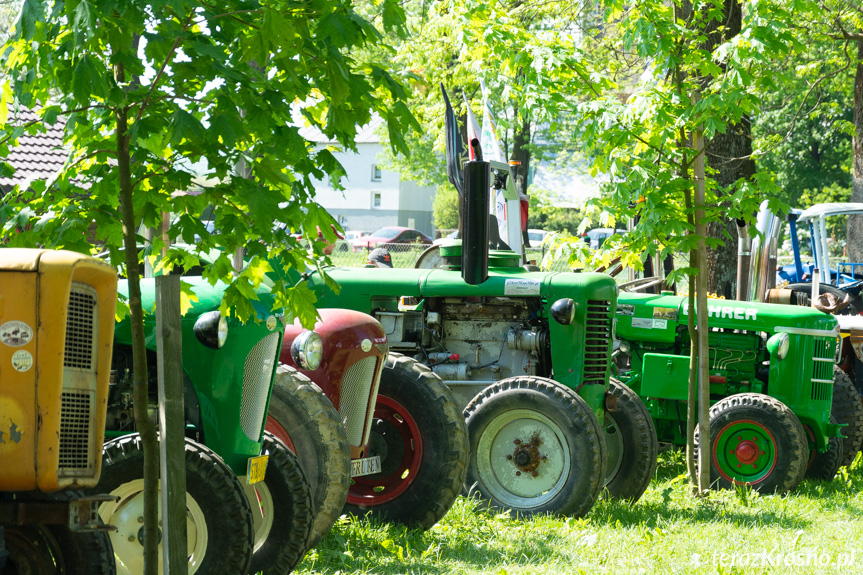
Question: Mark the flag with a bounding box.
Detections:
[480,80,505,163]
[463,94,483,161]
[441,84,464,196]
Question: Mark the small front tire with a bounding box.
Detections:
[696,393,807,493]
[464,376,606,518]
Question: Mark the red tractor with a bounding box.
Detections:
[271,309,468,550]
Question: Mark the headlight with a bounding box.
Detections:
[291,330,323,370]
[194,311,229,349]
[767,332,790,360]
[550,298,576,325]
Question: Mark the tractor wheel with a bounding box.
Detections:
[695,393,808,493]
[90,434,254,575]
[245,431,313,575]
[344,353,468,528]
[2,493,115,575]
[265,365,350,548]
[464,376,606,518]
[832,366,863,467]
[603,378,658,501]
[804,418,843,481]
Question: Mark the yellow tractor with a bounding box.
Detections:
[0,249,117,574]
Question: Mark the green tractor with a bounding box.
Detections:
[613,290,862,492]
[285,115,657,517]
[89,276,312,575]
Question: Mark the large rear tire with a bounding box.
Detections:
[804,418,843,482]
[89,434,254,575]
[343,353,468,528]
[264,365,350,548]
[245,431,313,575]
[464,376,606,518]
[603,378,658,501]
[833,366,863,467]
[695,393,808,493]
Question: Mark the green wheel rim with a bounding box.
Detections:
[712,419,777,485]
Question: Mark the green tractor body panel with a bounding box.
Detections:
[114,277,284,474]
[616,292,841,450]
[307,264,617,418]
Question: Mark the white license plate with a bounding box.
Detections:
[351,456,381,477]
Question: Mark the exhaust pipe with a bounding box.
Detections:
[463,156,490,285]
[736,218,751,301]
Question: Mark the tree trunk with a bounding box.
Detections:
[848,38,863,262]
[703,0,756,298]
[511,114,531,193]
[694,121,711,496]
[115,60,159,575]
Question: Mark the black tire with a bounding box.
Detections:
[785,282,862,315]
[246,432,314,575]
[343,352,468,528]
[264,365,350,548]
[804,418,843,481]
[88,434,254,575]
[603,378,658,501]
[695,393,808,493]
[464,376,607,518]
[2,492,116,575]
[833,366,863,467]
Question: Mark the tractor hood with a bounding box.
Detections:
[309,266,618,310]
[616,292,838,344]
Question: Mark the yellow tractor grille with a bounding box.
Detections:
[583,300,612,386]
[339,356,378,447]
[59,390,96,476]
[240,332,280,441]
[64,286,97,370]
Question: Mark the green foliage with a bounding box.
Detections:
[0,0,415,323]
[527,189,585,234]
[432,184,459,230]
[295,451,863,574]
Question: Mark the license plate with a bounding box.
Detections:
[351,456,381,477]
[247,455,269,485]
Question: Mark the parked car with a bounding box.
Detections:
[526,228,551,247]
[351,226,433,252]
[583,228,627,250]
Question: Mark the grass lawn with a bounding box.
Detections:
[296,450,863,574]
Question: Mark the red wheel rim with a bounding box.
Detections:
[346,394,423,506]
[265,415,296,452]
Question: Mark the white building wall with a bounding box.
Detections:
[309,142,436,236]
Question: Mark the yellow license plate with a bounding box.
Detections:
[247,455,269,485]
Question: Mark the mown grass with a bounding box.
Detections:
[296,450,863,574]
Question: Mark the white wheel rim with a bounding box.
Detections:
[603,412,624,486]
[99,479,208,575]
[244,481,274,553]
[476,408,571,509]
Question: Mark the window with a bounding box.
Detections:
[372,192,381,208]
[371,164,382,182]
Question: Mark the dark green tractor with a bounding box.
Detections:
[614,291,862,492]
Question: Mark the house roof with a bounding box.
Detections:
[0,108,67,188]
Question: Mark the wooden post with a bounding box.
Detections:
[156,275,188,574]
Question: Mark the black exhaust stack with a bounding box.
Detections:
[462,154,490,285]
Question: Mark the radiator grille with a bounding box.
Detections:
[583,300,612,386]
[240,332,280,441]
[59,391,95,476]
[810,336,835,402]
[64,285,97,370]
[340,356,378,446]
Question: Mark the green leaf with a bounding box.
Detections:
[18,0,42,40]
